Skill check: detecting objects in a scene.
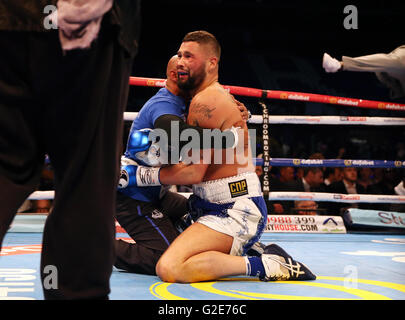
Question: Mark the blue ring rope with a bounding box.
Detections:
[253,158,405,168]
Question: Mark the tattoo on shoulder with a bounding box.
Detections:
[190,103,216,119]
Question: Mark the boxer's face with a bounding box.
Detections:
[176,41,208,91]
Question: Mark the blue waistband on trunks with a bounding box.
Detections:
[188,194,268,221]
[188,194,234,220]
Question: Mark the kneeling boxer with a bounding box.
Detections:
[114,55,248,275]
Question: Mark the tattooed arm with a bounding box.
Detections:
[187,87,244,130]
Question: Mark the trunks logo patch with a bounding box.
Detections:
[228,179,248,198]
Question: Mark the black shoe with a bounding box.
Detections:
[260,244,316,281]
[246,241,266,257]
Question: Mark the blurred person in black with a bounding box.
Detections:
[284,167,326,213]
[286,167,326,193]
[366,168,397,211]
[0,0,141,299]
[324,167,343,186]
[268,166,296,214]
[278,167,295,185]
[357,167,375,191]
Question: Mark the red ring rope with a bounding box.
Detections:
[129,76,405,112]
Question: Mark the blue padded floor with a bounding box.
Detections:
[1,231,404,300]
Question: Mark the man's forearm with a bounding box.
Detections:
[154,114,236,151]
[342,53,403,73]
[159,163,208,186]
[118,161,209,189]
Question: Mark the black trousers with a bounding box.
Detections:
[114,191,188,275]
[0,26,133,299]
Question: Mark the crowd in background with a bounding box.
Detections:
[255,151,405,216]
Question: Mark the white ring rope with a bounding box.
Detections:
[124,112,405,126]
[268,192,405,203]
[28,190,405,204]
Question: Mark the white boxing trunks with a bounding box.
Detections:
[188,172,268,256]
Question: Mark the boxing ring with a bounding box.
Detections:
[1,232,405,300]
[1,77,405,301]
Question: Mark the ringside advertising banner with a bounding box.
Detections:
[345,208,405,229]
[264,215,346,233]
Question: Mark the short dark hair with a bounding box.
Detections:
[303,167,323,177]
[182,30,221,60]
